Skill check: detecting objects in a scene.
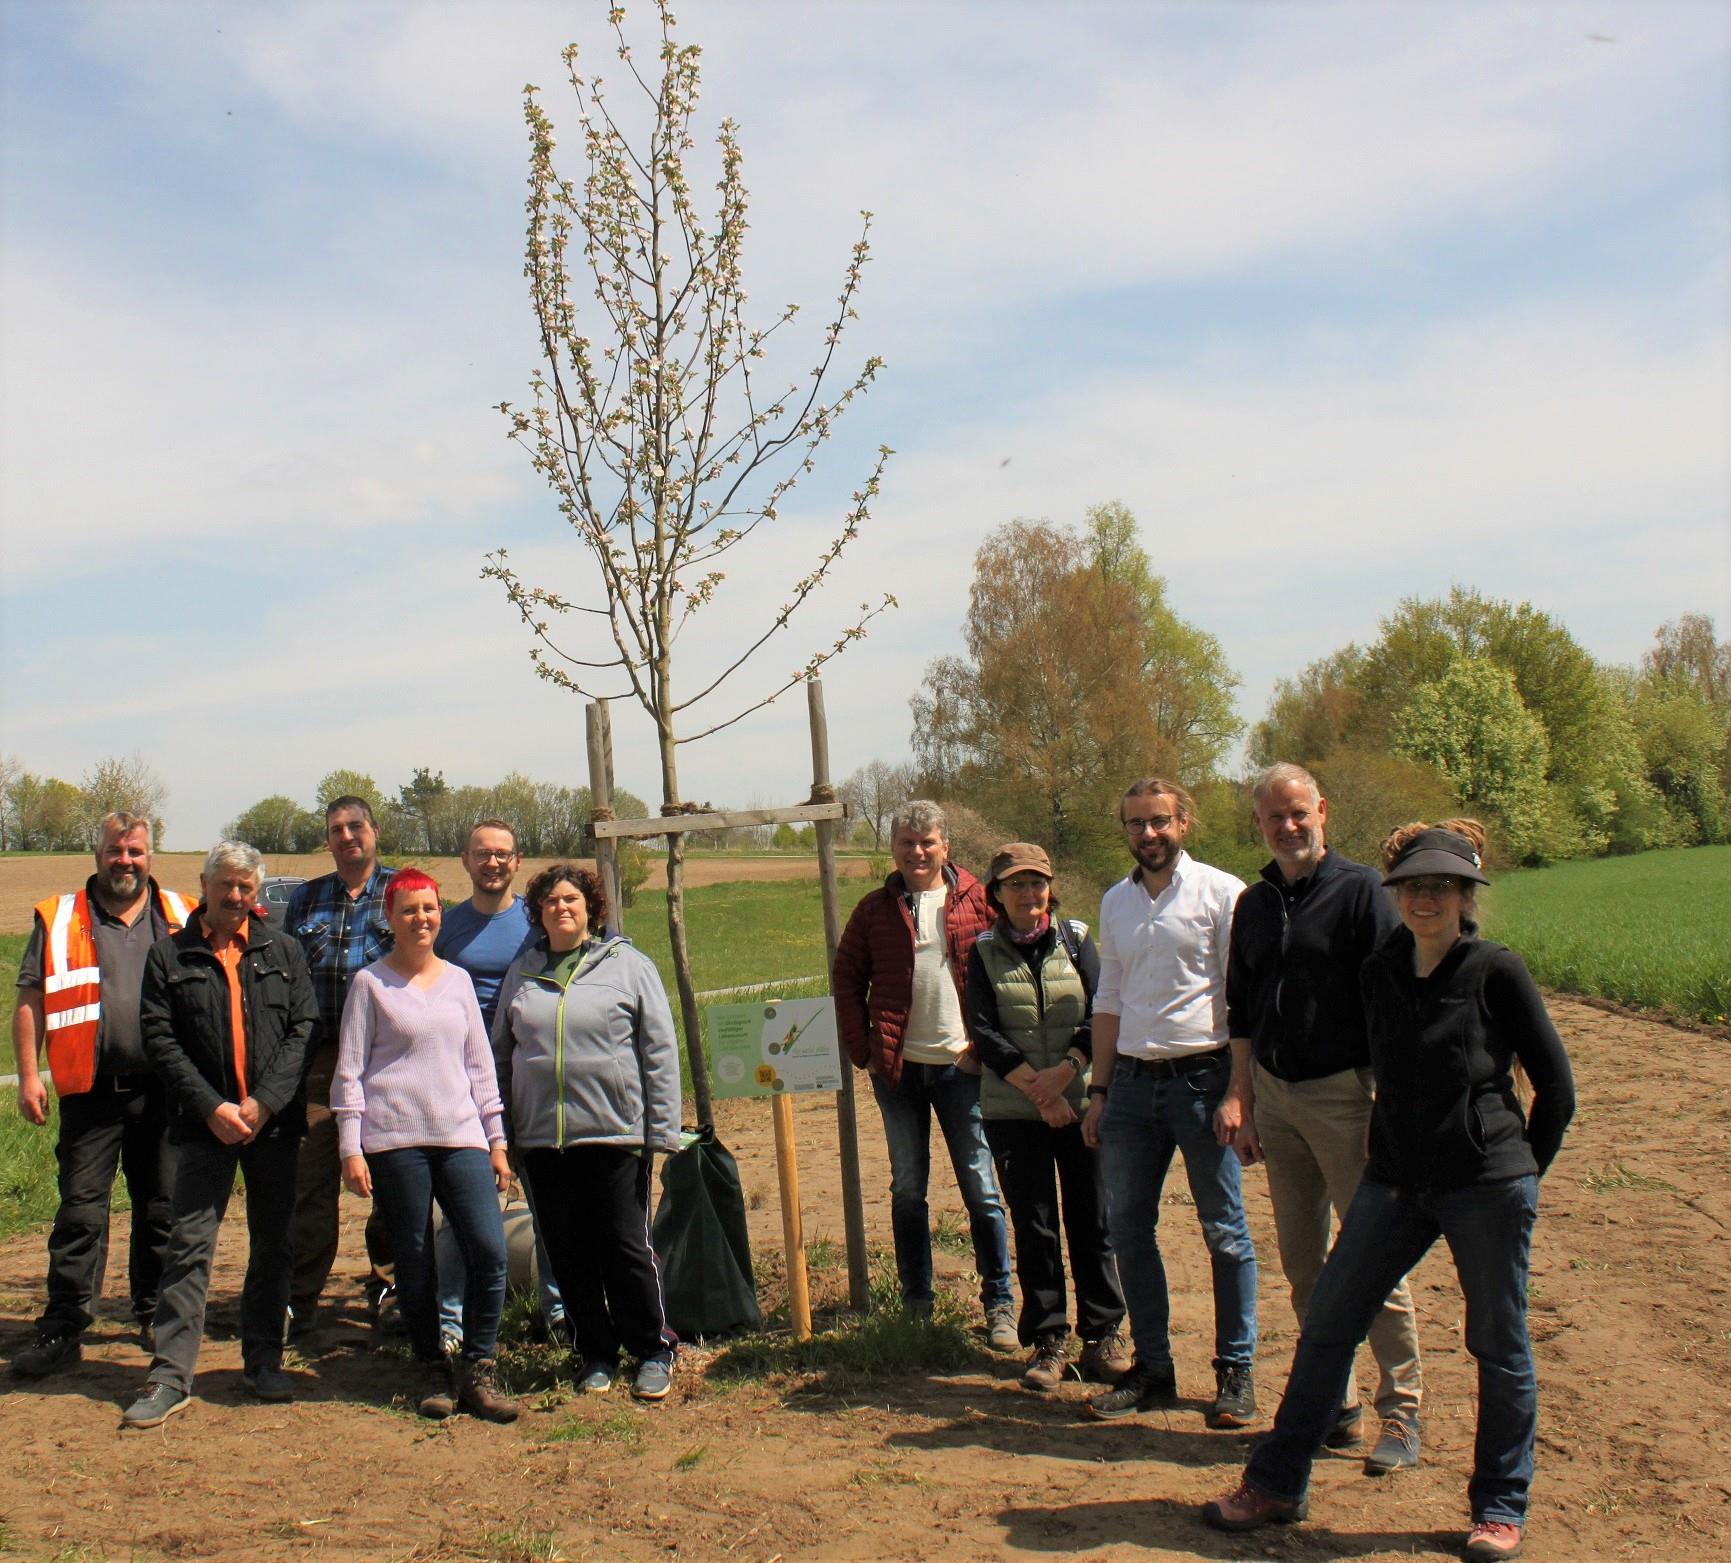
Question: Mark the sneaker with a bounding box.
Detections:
[1325,1403,1364,1449]
[456,1357,520,1424]
[1201,1478,1308,1532]
[121,1382,193,1429]
[285,1308,326,1353]
[369,1280,404,1336]
[1076,1327,1132,1385]
[632,1352,674,1402]
[1207,1362,1258,1428]
[136,1318,156,1355]
[1463,1520,1524,1559]
[242,1364,297,1403]
[579,1360,616,1394]
[10,1327,82,1380]
[440,1330,464,1360]
[1020,1337,1070,1392]
[417,1359,457,1420]
[985,1304,1020,1353]
[1087,1359,1178,1419]
[1364,1414,1422,1475]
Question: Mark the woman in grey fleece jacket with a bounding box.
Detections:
[491,863,682,1400]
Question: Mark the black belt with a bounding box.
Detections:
[1115,1048,1227,1080]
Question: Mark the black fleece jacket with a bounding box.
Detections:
[1359,923,1575,1191]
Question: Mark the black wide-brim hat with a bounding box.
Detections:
[1382,827,1491,886]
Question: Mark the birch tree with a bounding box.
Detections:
[487,1,892,1123]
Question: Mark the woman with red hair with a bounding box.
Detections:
[332,867,517,1422]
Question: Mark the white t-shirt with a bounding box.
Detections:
[1095,850,1244,1059]
[901,886,968,1065]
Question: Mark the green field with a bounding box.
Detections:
[1481,845,1729,1024]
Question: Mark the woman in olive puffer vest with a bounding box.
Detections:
[966,843,1128,1393]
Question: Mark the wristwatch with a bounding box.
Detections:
[1087,1084,1109,1099]
[1063,1053,1084,1075]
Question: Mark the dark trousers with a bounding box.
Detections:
[984,1117,1125,1346]
[290,1051,392,1316]
[150,1133,299,1392]
[367,1146,507,1364]
[524,1144,671,1365]
[40,1074,176,1334]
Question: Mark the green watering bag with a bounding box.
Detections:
[651,1125,761,1338]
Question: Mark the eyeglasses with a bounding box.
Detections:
[1000,876,1050,894]
[471,850,518,863]
[1397,876,1462,897]
[1122,815,1177,833]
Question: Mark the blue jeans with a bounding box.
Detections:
[436,1173,564,1339]
[1099,1055,1257,1370]
[367,1146,507,1363]
[871,1063,1012,1311]
[1247,1175,1539,1526]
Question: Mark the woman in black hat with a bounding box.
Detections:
[966,842,1128,1393]
[1202,819,1575,1563]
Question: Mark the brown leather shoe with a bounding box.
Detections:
[1076,1327,1131,1384]
[416,1359,456,1420]
[1201,1479,1308,1532]
[456,1357,520,1424]
[1020,1337,1069,1392]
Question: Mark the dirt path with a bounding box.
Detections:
[1,996,1726,1561]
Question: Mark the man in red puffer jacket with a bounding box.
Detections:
[832,800,1015,1349]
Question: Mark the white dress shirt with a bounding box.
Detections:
[1095,849,1245,1058]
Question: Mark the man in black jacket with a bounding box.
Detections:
[121,841,318,1428]
[1225,764,1423,1475]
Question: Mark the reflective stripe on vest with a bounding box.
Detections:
[34,887,193,1097]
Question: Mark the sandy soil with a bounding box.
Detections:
[1,996,1726,1561]
[0,855,871,936]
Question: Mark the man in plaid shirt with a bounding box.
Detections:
[284,796,395,1339]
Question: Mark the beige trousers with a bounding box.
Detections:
[1253,1061,1422,1420]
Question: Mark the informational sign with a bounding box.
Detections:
[709,997,843,1099]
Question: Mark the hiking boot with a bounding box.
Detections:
[1076,1327,1132,1384]
[1364,1414,1422,1475]
[1207,1362,1258,1428]
[985,1304,1020,1353]
[1201,1478,1308,1532]
[416,1358,457,1420]
[1325,1403,1364,1449]
[632,1352,675,1402]
[121,1382,193,1429]
[1463,1520,1524,1559]
[243,1363,297,1403]
[1020,1337,1070,1392]
[1086,1359,1177,1419]
[10,1327,82,1380]
[456,1357,520,1423]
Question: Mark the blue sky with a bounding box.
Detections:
[2,0,1726,849]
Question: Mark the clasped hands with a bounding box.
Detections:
[1011,1061,1080,1128]
[205,1097,271,1146]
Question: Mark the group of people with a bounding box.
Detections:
[834,773,1574,1563]
[9,801,682,1429]
[12,767,1576,1560]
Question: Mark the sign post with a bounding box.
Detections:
[709,996,842,1342]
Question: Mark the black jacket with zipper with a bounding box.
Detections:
[1359,922,1575,1192]
[140,909,319,1145]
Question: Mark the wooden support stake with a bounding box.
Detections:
[808,678,870,1312]
[585,701,624,935]
[772,1092,812,1343]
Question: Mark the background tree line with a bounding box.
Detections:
[0,753,169,851]
[226,769,651,859]
[890,503,1729,891]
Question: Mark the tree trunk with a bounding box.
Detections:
[656,707,714,1129]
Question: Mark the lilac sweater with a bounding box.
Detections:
[332,961,506,1160]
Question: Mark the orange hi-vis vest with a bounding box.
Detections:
[34,886,194,1096]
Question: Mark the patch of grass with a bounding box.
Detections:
[0,1094,64,1242]
[471,1521,563,1563]
[850,1455,927,1489]
[930,1210,971,1254]
[0,1517,14,1555]
[673,1444,707,1470]
[805,1235,844,1270]
[1482,847,1731,1023]
[710,1264,989,1381]
[1584,1487,1627,1518]
[543,1407,645,1451]
[1579,1162,1680,1194]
